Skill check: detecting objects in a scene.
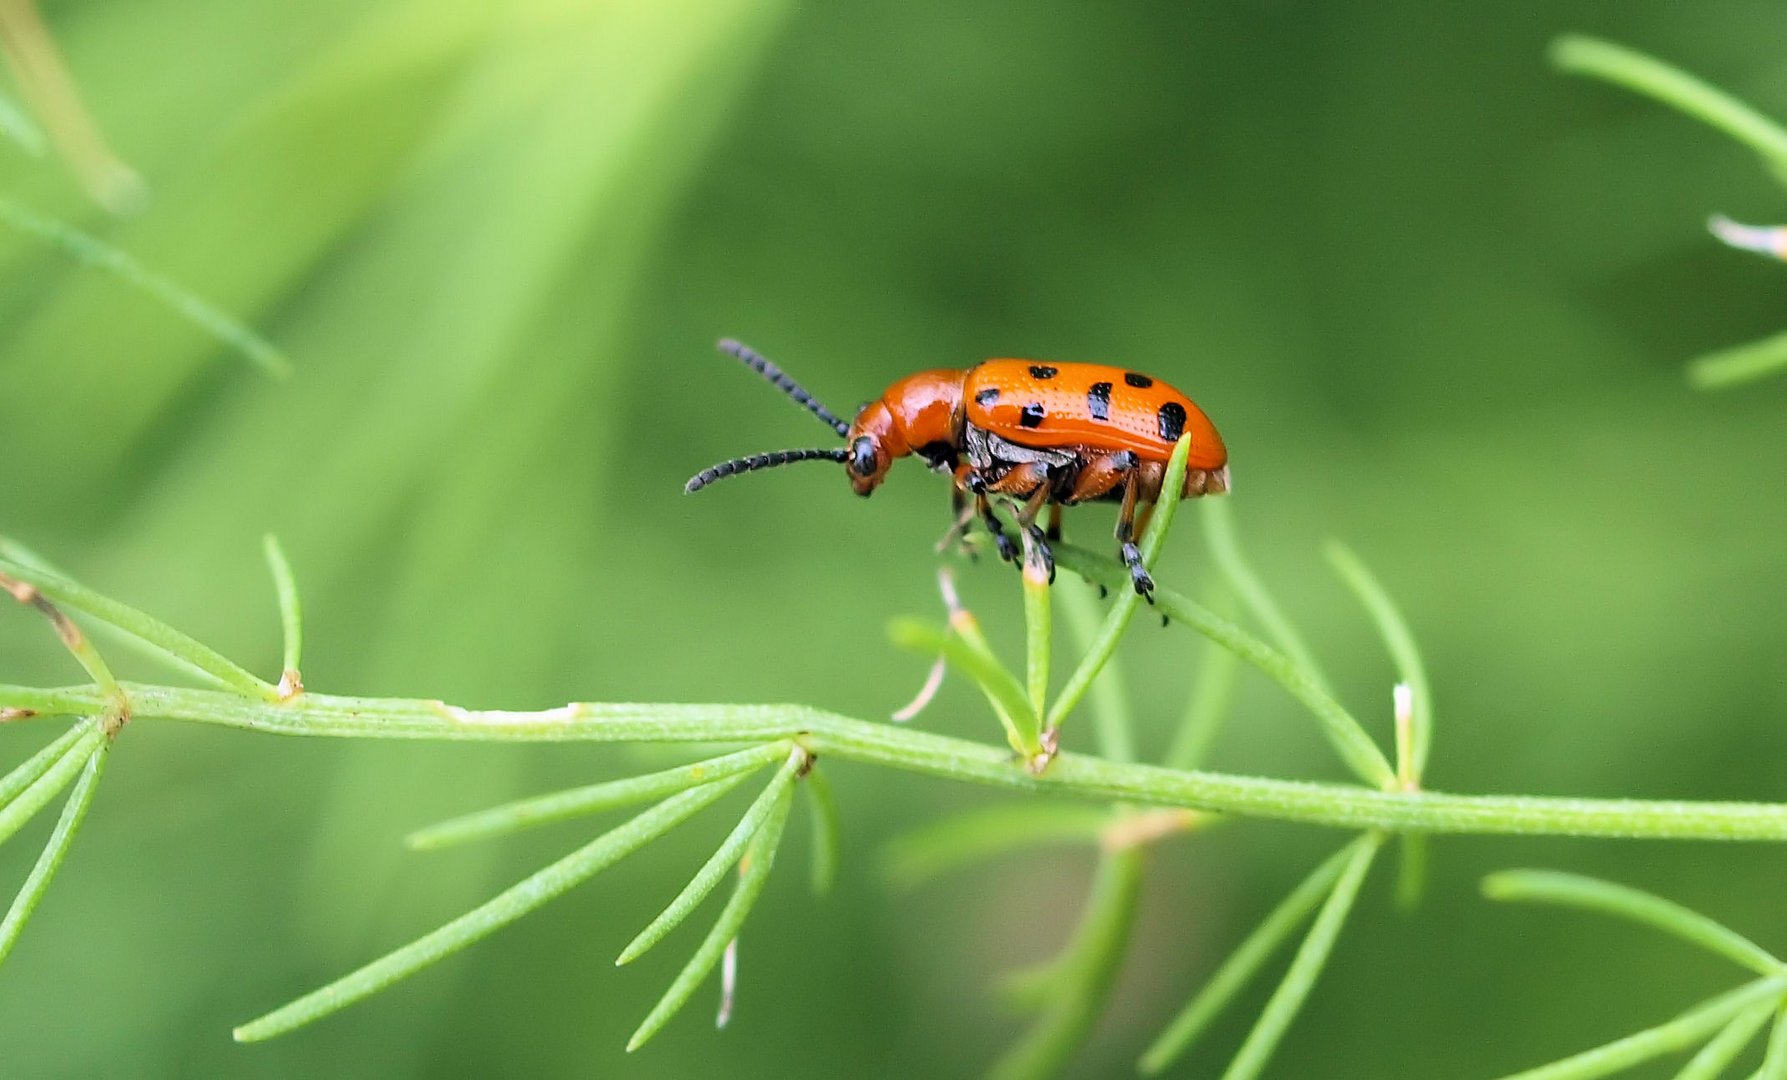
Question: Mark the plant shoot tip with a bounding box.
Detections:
[1709,214,1787,259]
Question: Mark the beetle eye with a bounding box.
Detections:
[849,436,877,476]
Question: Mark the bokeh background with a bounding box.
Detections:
[3,2,1786,1076]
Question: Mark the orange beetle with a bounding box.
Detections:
[686,340,1228,597]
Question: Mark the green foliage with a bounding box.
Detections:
[7,468,1785,1077]
[1485,871,1787,1078]
[1553,34,1787,387]
[4,6,1787,1077]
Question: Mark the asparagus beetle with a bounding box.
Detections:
[684,339,1229,598]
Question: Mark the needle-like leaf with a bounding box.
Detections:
[1672,1002,1775,1080]
[0,196,291,378]
[989,846,1146,1080]
[0,557,276,699]
[1055,547,1397,789]
[1549,36,1787,183]
[262,535,304,686]
[1163,590,1239,771]
[884,803,1111,889]
[234,778,748,1042]
[889,617,1037,755]
[0,722,92,810]
[1020,529,1052,720]
[1219,832,1383,1080]
[1491,976,1787,1080]
[0,726,104,849]
[1201,497,1331,691]
[1325,540,1432,783]
[1688,329,1787,391]
[626,779,795,1051]
[1046,435,1194,736]
[1483,870,1782,977]
[405,742,790,851]
[1140,835,1364,1074]
[1759,1005,1787,1080]
[1056,576,1135,764]
[0,740,107,968]
[802,766,840,897]
[617,749,804,965]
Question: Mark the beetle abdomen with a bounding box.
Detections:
[961,360,1226,469]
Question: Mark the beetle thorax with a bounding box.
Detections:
[843,370,966,495]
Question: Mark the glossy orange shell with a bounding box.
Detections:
[961,360,1227,469]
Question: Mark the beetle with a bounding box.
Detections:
[684,339,1229,598]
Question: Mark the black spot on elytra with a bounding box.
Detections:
[1086,381,1112,421]
[1028,364,1058,380]
[1019,403,1046,428]
[1124,372,1154,389]
[1157,401,1187,442]
[974,387,1000,406]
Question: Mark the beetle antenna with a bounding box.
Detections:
[716,338,851,437]
[684,447,851,493]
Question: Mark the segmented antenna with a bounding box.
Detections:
[716,338,851,437]
[684,447,850,493]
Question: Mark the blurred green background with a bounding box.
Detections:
[3,1,1787,1076]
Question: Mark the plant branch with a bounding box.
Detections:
[11,683,1787,842]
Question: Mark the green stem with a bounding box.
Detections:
[13,684,1787,841]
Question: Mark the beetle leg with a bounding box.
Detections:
[960,468,1019,564]
[1065,450,1136,503]
[983,461,1050,497]
[1061,451,1153,598]
[937,485,979,556]
[986,462,1055,580]
[1115,469,1155,602]
[1045,503,1063,543]
[1011,472,1058,584]
[1132,501,1156,539]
